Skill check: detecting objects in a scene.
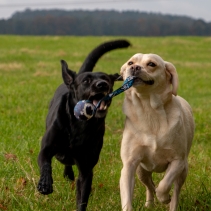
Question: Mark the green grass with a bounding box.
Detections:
[0,35,211,210]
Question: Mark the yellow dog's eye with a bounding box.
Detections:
[128,61,133,65]
[147,62,156,67]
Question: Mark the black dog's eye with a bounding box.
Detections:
[147,62,156,67]
[128,61,133,65]
[83,79,91,84]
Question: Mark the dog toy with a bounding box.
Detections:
[74,76,136,120]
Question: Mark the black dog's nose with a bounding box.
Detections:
[96,81,109,89]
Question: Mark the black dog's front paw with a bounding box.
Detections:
[37,176,53,195]
[37,164,53,195]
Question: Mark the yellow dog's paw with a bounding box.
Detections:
[156,190,171,204]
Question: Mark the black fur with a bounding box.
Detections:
[37,40,130,211]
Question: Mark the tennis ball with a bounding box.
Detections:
[74,100,96,120]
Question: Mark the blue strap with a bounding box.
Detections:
[95,76,136,109]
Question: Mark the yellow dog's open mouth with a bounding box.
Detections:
[134,77,154,85]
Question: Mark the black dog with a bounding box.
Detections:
[37,40,130,211]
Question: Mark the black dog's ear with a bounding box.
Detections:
[109,73,123,82]
[61,60,76,88]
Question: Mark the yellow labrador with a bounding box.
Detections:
[119,53,195,211]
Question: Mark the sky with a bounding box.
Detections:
[0,0,211,22]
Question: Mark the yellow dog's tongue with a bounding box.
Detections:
[93,100,107,110]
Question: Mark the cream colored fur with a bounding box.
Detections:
[119,53,195,211]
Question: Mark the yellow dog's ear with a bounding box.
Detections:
[165,62,179,96]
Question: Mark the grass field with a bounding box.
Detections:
[0,35,211,211]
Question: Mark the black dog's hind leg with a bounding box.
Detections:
[76,170,93,211]
[37,123,60,195]
[64,165,75,181]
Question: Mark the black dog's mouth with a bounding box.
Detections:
[88,92,109,111]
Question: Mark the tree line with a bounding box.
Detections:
[0,9,210,36]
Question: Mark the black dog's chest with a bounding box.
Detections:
[55,121,105,165]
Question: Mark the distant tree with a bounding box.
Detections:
[0,9,210,36]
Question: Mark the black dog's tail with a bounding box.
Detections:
[78,39,131,74]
